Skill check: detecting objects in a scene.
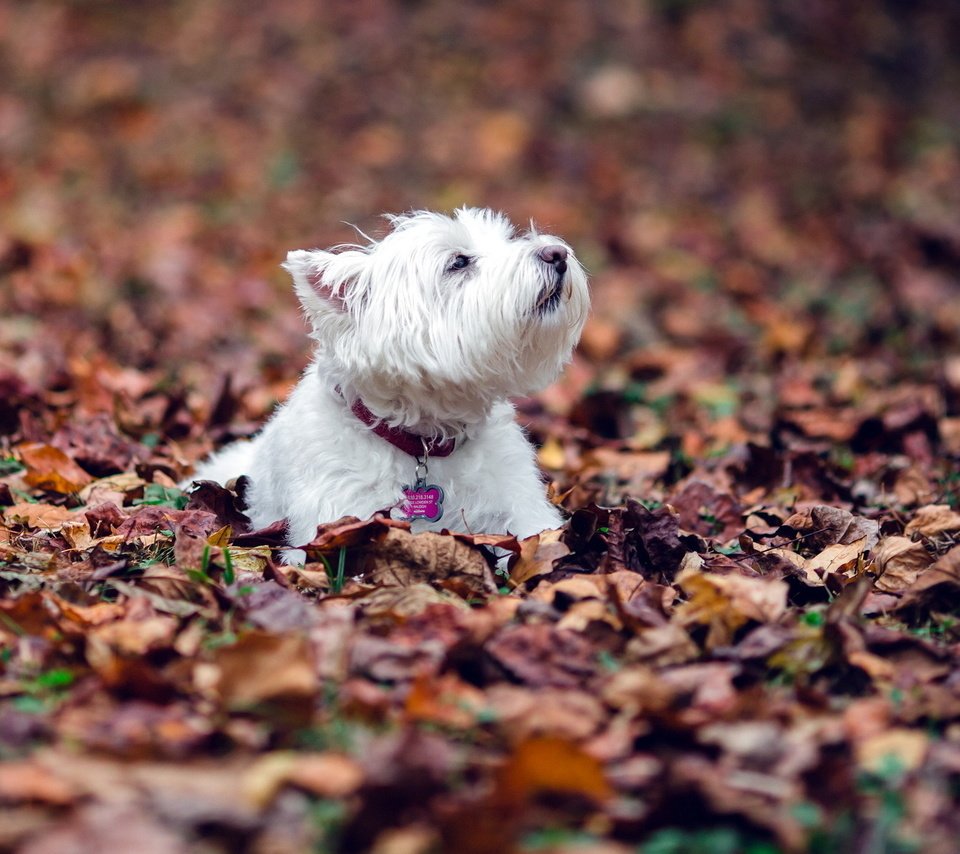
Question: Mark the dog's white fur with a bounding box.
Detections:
[186,208,588,556]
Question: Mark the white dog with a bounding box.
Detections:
[187,208,588,557]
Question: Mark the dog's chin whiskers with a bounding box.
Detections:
[533,274,566,316]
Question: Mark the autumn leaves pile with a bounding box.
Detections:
[1,371,959,851]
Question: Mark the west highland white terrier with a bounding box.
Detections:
[186,207,589,558]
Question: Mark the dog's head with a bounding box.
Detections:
[283,208,589,429]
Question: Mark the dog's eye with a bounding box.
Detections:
[448,254,472,272]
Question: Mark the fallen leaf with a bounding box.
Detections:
[242,751,364,807]
[872,536,933,592]
[698,720,784,761]
[537,436,566,469]
[205,631,319,709]
[79,472,148,504]
[894,544,960,611]
[782,505,880,553]
[856,729,929,774]
[676,565,788,647]
[0,759,78,805]
[485,623,598,688]
[484,684,606,741]
[670,480,744,541]
[624,623,700,667]
[360,528,497,597]
[806,540,868,576]
[60,518,94,549]
[761,546,823,585]
[904,504,960,537]
[405,672,488,729]
[509,528,570,587]
[359,583,472,619]
[51,413,149,475]
[17,442,93,493]
[17,803,187,854]
[88,613,179,656]
[495,736,612,802]
[601,665,680,715]
[4,502,79,530]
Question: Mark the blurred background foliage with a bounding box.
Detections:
[0,0,958,399]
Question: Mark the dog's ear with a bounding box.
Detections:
[283,248,369,317]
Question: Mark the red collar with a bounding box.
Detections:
[347,396,457,458]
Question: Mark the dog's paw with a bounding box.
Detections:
[280,547,307,566]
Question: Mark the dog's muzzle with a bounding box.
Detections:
[535,244,568,313]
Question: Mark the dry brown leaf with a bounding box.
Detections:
[941,417,960,455]
[892,465,938,506]
[88,614,179,657]
[806,540,868,576]
[509,528,570,587]
[578,447,671,482]
[205,631,318,708]
[474,109,530,172]
[904,504,960,536]
[484,623,598,688]
[369,825,441,854]
[357,528,497,597]
[762,546,822,585]
[895,543,960,609]
[359,582,471,618]
[485,684,606,741]
[60,518,95,550]
[530,575,604,605]
[79,471,147,504]
[781,409,859,441]
[4,502,79,531]
[661,663,741,719]
[242,751,363,806]
[783,505,880,551]
[282,564,332,591]
[873,536,934,592]
[624,623,700,667]
[221,544,270,574]
[698,720,784,761]
[302,514,404,553]
[601,666,679,715]
[54,597,128,627]
[676,566,788,647]
[842,697,893,742]
[847,650,897,681]
[206,524,232,546]
[599,570,647,605]
[855,729,929,774]
[557,598,621,632]
[16,803,188,854]
[0,759,79,805]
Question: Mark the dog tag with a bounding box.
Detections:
[401,483,444,522]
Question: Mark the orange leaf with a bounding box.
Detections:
[18,443,93,493]
[495,736,612,802]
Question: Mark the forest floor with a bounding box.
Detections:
[1,2,959,852]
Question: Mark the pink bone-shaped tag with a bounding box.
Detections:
[401,484,444,522]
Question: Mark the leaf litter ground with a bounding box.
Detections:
[2,3,960,853]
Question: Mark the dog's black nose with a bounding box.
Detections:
[538,244,568,274]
